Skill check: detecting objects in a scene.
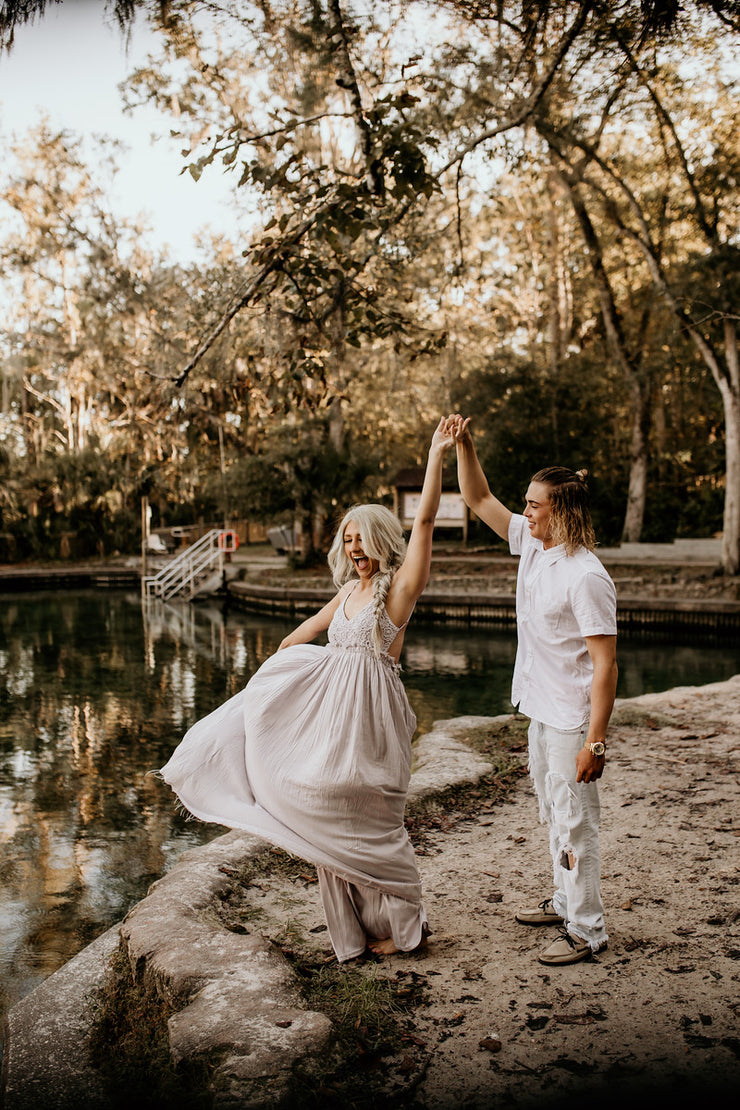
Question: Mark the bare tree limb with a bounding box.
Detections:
[613,30,717,241]
[436,0,595,177]
[327,0,384,195]
[174,202,332,386]
[542,121,729,387]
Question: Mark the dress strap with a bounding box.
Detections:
[392,601,415,633]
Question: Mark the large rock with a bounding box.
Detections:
[2,724,495,1107]
[1,925,121,1110]
[409,715,497,801]
[120,831,334,1106]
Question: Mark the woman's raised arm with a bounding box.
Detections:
[386,418,454,626]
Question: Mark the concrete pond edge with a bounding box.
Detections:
[1,717,497,1109]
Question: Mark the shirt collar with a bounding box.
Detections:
[533,539,567,562]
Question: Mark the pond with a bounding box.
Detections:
[1,589,738,1025]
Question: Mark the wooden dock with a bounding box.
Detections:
[226,582,740,640]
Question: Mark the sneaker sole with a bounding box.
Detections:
[515,913,565,926]
[537,941,607,966]
[537,948,592,966]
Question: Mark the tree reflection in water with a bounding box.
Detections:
[0,590,737,1024]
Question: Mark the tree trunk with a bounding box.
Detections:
[719,379,740,574]
[296,505,315,563]
[627,265,739,573]
[622,381,650,542]
[718,319,740,574]
[556,171,651,543]
[545,172,572,454]
[328,398,345,452]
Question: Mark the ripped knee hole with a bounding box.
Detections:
[559,848,577,871]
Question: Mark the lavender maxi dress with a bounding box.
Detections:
[159,593,428,961]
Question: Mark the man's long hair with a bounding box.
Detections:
[532,467,596,555]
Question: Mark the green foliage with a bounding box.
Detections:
[1,1,737,561]
[453,350,628,543]
[0,450,151,559]
[225,416,380,542]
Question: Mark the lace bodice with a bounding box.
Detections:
[328,592,404,661]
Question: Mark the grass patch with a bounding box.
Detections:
[218,845,317,887]
[279,943,431,1108]
[212,847,318,934]
[449,714,530,759]
[87,945,216,1109]
[406,715,529,845]
[293,959,422,1050]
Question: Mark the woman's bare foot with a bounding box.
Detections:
[366,927,430,957]
[367,936,399,956]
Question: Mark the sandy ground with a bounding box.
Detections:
[239,676,740,1109]
[400,678,740,1110]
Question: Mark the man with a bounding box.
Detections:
[448,415,618,965]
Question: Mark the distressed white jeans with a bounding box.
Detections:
[528,718,608,951]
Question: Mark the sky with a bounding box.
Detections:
[0,0,244,263]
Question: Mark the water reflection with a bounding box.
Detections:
[0,592,231,1021]
[0,590,737,1026]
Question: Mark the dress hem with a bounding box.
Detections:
[159,777,423,906]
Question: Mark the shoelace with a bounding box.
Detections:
[554,926,585,949]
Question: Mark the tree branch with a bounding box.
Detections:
[554,169,639,384]
[327,0,383,195]
[542,121,728,387]
[174,202,333,386]
[614,30,717,242]
[436,0,595,178]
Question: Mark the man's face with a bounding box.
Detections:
[523,482,553,547]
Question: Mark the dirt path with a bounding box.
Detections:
[401,677,740,1109]
[244,677,740,1108]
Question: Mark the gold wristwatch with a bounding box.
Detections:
[587,741,606,757]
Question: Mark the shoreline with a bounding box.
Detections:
[3,677,739,1108]
[1,549,738,638]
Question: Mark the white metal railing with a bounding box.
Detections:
[142,529,231,601]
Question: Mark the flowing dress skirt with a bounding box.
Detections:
[159,640,427,960]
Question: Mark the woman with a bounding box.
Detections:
[159,419,454,961]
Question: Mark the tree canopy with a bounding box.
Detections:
[1,0,738,569]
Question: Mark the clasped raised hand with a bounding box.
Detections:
[443,413,471,443]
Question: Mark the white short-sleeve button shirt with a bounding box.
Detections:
[508,513,617,730]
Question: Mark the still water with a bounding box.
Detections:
[1,589,738,1022]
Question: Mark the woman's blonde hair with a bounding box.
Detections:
[531,467,596,555]
[327,504,407,656]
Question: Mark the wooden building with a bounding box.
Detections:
[392,467,469,541]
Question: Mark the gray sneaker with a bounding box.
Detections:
[515,898,564,927]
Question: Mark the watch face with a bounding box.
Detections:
[591,742,605,756]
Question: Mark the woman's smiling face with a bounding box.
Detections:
[343,520,379,579]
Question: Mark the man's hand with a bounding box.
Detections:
[576,746,605,783]
[445,413,472,445]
